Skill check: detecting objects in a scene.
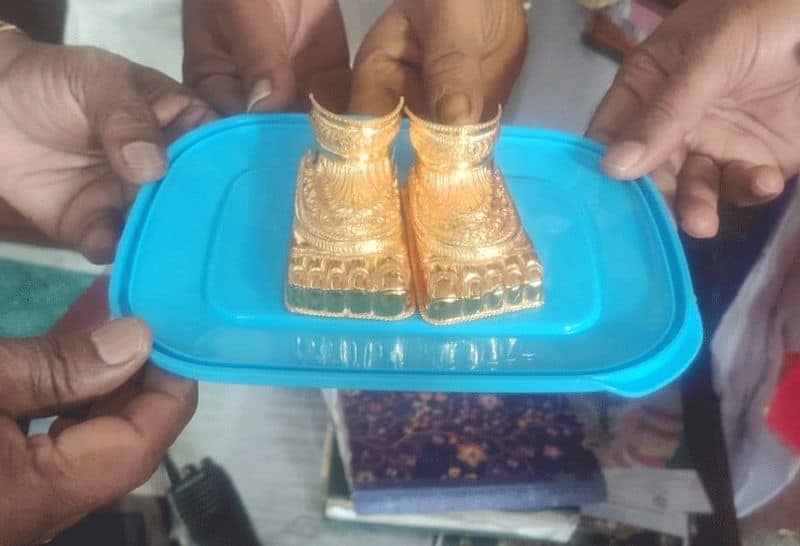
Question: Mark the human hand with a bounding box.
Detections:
[183,0,351,114]
[588,0,800,238]
[0,31,214,263]
[0,318,197,546]
[349,0,527,123]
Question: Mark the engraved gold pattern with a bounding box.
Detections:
[285,96,414,320]
[405,107,544,324]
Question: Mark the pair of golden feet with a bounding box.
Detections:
[285,96,544,325]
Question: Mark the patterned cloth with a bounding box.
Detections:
[338,392,606,514]
[0,257,95,337]
[342,393,601,488]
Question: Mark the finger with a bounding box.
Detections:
[23,368,197,541]
[48,416,81,437]
[74,209,124,264]
[291,0,352,113]
[587,82,645,145]
[194,74,246,116]
[648,149,686,220]
[350,7,424,116]
[49,276,111,336]
[586,49,673,146]
[55,368,197,499]
[302,65,352,114]
[222,0,296,112]
[0,416,59,546]
[720,161,785,206]
[182,0,242,113]
[601,50,724,180]
[50,165,127,264]
[469,0,528,114]
[418,4,485,124]
[134,65,218,141]
[0,318,152,418]
[161,102,218,144]
[676,154,721,238]
[80,55,170,185]
[651,164,679,216]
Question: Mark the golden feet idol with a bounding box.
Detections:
[285,96,415,320]
[405,108,544,324]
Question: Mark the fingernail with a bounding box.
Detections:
[78,210,122,264]
[247,78,273,112]
[79,220,119,265]
[683,213,717,239]
[121,141,167,178]
[435,92,472,124]
[91,319,147,365]
[603,141,646,177]
[180,103,212,128]
[754,176,782,197]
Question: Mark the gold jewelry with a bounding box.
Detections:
[404,107,544,324]
[285,95,415,320]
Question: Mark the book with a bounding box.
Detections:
[324,386,709,542]
[580,503,688,542]
[326,386,711,518]
[328,392,606,515]
[433,517,685,546]
[322,426,581,543]
[323,426,693,543]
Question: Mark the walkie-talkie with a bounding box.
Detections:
[165,455,261,546]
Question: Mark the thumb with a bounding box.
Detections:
[420,7,484,124]
[223,0,296,112]
[602,51,723,180]
[423,51,483,125]
[0,318,151,418]
[349,7,417,117]
[80,56,169,185]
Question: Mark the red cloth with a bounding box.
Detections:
[766,353,800,454]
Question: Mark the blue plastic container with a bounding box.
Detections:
[109,114,702,397]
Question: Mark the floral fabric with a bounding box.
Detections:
[340,392,602,490]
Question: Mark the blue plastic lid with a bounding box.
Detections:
[110,114,702,397]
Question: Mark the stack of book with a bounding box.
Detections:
[322,387,711,545]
